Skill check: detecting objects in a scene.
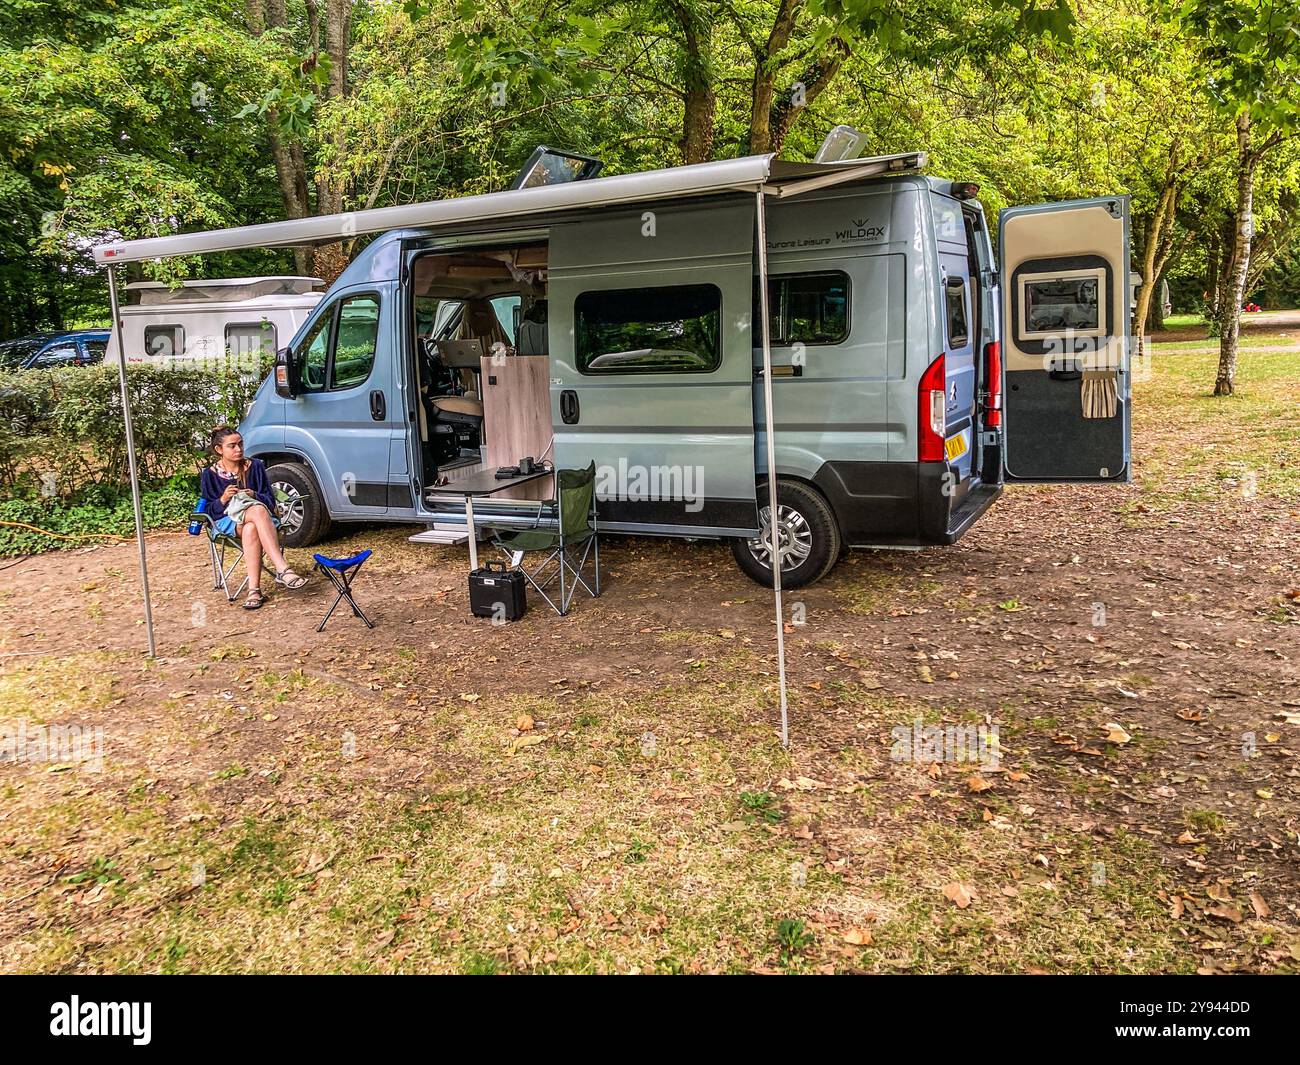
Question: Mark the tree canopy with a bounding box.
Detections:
[3,0,1299,390]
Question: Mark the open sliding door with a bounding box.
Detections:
[999,197,1131,482]
[548,197,760,535]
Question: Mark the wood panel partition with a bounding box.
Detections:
[479,354,553,500]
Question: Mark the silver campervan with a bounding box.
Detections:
[101,131,1131,588]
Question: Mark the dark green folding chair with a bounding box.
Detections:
[485,462,600,616]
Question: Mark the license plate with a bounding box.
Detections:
[944,432,968,461]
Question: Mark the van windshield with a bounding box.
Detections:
[415,296,518,341]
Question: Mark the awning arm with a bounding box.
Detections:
[762,151,928,199]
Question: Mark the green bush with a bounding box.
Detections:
[0,356,270,556]
[0,356,271,497]
[0,473,198,557]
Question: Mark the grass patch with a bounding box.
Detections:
[1130,347,1300,509]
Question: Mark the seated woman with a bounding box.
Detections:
[200,426,308,610]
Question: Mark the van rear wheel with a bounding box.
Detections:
[731,480,841,589]
[266,462,329,549]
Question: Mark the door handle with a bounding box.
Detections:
[369,390,386,421]
[560,389,579,425]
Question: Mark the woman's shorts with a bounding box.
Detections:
[214,506,280,539]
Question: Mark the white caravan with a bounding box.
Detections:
[110,276,324,365]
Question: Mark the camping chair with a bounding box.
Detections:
[187,488,295,603]
[311,549,375,632]
[485,461,600,616]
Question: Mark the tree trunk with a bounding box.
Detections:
[747,0,799,155]
[1133,174,1185,353]
[310,0,352,281]
[1204,236,1219,320]
[246,0,312,275]
[668,2,715,163]
[765,40,852,156]
[1215,113,1258,397]
[1133,183,1175,358]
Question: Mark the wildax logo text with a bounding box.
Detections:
[50,996,151,1045]
[891,717,1001,769]
[595,459,704,513]
[836,216,886,242]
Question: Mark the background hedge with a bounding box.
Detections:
[0,357,272,556]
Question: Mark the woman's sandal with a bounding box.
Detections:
[244,589,265,610]
[275,568,308,590]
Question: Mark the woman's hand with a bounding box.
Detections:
[220,485,239,504]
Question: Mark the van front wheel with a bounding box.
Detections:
[266,462,330,549]
[731,480,841,589]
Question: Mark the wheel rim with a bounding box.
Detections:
[272,480,305,535]
[747,503,813,572]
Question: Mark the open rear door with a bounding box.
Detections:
[998,197,1131,481]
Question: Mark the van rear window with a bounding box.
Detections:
[945,278,969,348]
[575,284,721,374]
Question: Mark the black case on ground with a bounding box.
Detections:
[469,561,527,620]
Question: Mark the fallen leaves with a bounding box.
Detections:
[510,734,546,754]
[1103,722,1132,745]
[942,882,974,909]
[776,776,826,791]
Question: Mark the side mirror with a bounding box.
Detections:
[274,346,298,398]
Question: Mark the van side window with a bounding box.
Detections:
[332,296,380,388]
[299,314,331,391]
[945,278,969,348]
[144,324,183,358]
[575,284,721,374]
[758,271,850,346]
[297,294,381,392]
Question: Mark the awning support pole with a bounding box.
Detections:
[107,265,157,657]
[754,190,789,748]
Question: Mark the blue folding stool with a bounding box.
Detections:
[312,549,375,632]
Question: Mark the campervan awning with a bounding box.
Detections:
[91,152,925,265]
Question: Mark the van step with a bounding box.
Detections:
[407,525,470,546]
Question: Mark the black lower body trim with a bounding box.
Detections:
[596,496,758,532]
[814,460,1002,547]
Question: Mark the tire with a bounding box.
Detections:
[266,462,330,549]
[731,479,842,589]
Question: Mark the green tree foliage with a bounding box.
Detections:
[1173,0,1300,393]
[2,0,1299,394]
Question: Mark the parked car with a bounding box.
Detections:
[0,330,111,370]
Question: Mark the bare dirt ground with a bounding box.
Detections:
[1,346,1297,974]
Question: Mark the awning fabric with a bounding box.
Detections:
[91,153,925,265]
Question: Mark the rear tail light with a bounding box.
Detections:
[983,341,1002,428]
[918,353,947,462]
